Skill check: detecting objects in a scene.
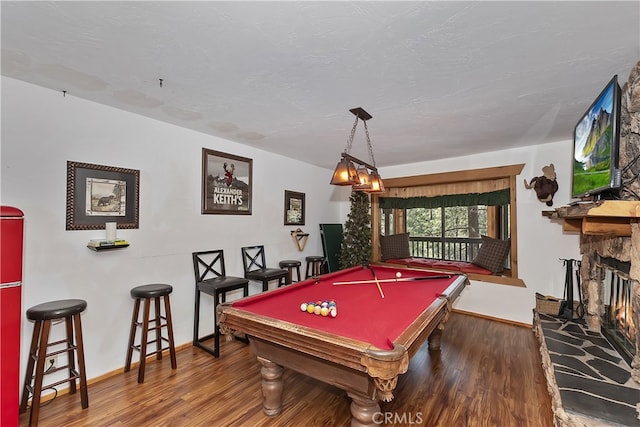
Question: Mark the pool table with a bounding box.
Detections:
[218,264,467,426]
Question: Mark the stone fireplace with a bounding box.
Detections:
[533,229,640,426]
[536,60,640,425]
[580,232,640,382]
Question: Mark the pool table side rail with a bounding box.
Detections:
[218,273,467,380]
[219,304,390,373]
[394,274,467,358]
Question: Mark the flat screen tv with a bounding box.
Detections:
[571,75,622,200]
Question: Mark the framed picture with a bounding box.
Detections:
[202,148,252,215]
[284,190,305,226]
[66,161,140,230]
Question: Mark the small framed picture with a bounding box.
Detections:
[284,190,305,226]
[66,161,140,230]
[202,148,252,215]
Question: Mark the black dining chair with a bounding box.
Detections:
[192,249,249,357]
[240,245,288,292]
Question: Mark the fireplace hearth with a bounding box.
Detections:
[533,312,640,426]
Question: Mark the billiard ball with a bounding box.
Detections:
[396,272,402,279]
[300,303,308,312]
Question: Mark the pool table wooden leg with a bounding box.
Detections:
[347,392,380,427]
[428,325,444,350]
[257,356,284,416]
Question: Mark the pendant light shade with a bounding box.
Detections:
[368,171,385,193]
[330,157,359,185]
[352,165,373,191]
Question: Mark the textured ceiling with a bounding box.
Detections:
[2,1,639,169]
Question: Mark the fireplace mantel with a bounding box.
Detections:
[543,200,640,236]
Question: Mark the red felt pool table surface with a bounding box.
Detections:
[230,264,461,350]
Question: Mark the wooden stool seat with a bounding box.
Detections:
[305,255,326,278]
[125,284,177,383]
[279,260,302,284]
[130,283,173,299]
[26,299,87,320]
[20,299,89,427]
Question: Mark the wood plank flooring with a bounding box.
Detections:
[19,313,554,426]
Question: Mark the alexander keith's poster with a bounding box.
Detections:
[202,148,252,215]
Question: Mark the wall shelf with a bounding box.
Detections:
[542,200,640,236]
[87,244,129,252]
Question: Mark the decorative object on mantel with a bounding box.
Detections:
[329,107,384,194]
[524,163,558,206]
[290,228,309,252]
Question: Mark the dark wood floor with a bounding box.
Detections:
[19,312,554,427]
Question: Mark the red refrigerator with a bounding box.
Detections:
[1,206,24,427]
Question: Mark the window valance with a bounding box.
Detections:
[379,188,510,209]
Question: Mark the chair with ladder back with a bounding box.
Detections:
[192,250,249,357]
[241,245,288,292]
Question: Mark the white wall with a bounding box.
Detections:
[1,77,350,381]
[1,75,583,386]
[379,141,582,324]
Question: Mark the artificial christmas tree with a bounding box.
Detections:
[339,190,372,268]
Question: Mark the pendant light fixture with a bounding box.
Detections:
[329,107,385,193]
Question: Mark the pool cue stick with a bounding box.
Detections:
[366,265,385,298]
[333,275,452,286]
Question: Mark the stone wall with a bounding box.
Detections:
[580,60,640,382]
[620,60,640,199]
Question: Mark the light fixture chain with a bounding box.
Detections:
[363,120,377,168]
[344,116,359,154]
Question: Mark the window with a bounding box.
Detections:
[405,205,488,261]
[384,204,511,268]
[371,164,524,286]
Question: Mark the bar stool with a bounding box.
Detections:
[305,255,326,279]
[192,250,249,357]
[278,259,302,284]
[125,284,177,384]
[20,299,89,427]
[241,245,288,292]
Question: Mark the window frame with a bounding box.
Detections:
[371,164,525,287]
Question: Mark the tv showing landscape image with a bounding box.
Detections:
[572,79,616,198]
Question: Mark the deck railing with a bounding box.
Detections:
[408,236,483,262]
